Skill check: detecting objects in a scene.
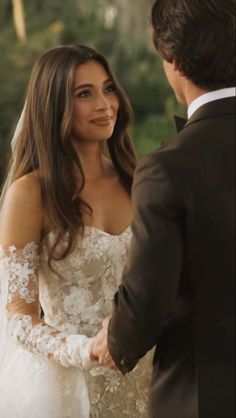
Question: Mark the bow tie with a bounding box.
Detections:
[174,115,187,132]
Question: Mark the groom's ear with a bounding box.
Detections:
[173,58,180,72]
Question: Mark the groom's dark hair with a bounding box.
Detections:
[151,0,236,90]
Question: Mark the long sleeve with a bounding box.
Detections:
[108,152,184,373]
[0,241,94,369]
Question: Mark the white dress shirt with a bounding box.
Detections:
[188,87,236,119]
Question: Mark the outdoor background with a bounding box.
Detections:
[0,0,185,186]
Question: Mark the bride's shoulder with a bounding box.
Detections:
[6,171,41,206]
[0,172,43,246]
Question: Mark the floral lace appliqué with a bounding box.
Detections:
[0,242,39,304]
[0,242,94,370]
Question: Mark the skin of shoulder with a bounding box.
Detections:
[0,173,43,248]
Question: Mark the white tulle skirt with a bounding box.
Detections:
[0,321,90,418]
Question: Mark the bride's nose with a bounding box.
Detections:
[94,92,111,111]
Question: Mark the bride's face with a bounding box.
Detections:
[71,60,119,144]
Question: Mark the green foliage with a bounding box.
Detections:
[0,0,185,184]
[133,114,174,157]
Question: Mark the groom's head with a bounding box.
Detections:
[151,0,235,101]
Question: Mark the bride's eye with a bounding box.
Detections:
[77,90,91,98]
[104,84,116,94]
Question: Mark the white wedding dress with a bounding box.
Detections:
[0,226,151,418]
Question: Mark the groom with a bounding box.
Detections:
[92,1,236,417]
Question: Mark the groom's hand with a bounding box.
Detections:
[91,317,117,369]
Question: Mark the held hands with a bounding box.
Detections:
[90,317,117,369]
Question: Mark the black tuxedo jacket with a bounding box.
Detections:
[108,97,236,418]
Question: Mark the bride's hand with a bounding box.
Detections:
[91,318,117,369]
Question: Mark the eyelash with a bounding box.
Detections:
[105,84,116,93]
[77,84,116,98]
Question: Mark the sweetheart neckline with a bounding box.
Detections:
[84,225,131,237]
[43,225,131,241]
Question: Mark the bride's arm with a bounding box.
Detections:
[0,175,94,369]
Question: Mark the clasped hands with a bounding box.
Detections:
[90,317,117,369]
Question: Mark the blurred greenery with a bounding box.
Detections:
[0,0,185,185]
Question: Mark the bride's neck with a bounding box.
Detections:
[74,141,109,182]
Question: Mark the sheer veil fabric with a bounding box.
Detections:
[0,105,25,211]
[11,104,25,152]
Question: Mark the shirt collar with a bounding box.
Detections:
[187,87,236,119]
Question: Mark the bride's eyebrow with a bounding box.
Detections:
[73,78,113,92]
[73,84,93,92]
[103,78,113,84]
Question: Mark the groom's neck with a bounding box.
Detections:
[181,78,209,107]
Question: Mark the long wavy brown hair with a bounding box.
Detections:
[1,44,136,266]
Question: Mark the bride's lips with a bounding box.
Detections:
[90,116,113,126]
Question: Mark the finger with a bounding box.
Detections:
[98,353,116,369]
[105,359,117,369]
[102,317,110,327]
[110,362,117,370]
[90,351,99,361]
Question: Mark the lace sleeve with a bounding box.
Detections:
[0,242,94,369]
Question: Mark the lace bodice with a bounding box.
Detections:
[0,226,151,417]
[39,226,131,338]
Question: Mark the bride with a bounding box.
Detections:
[0,44,151,418]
